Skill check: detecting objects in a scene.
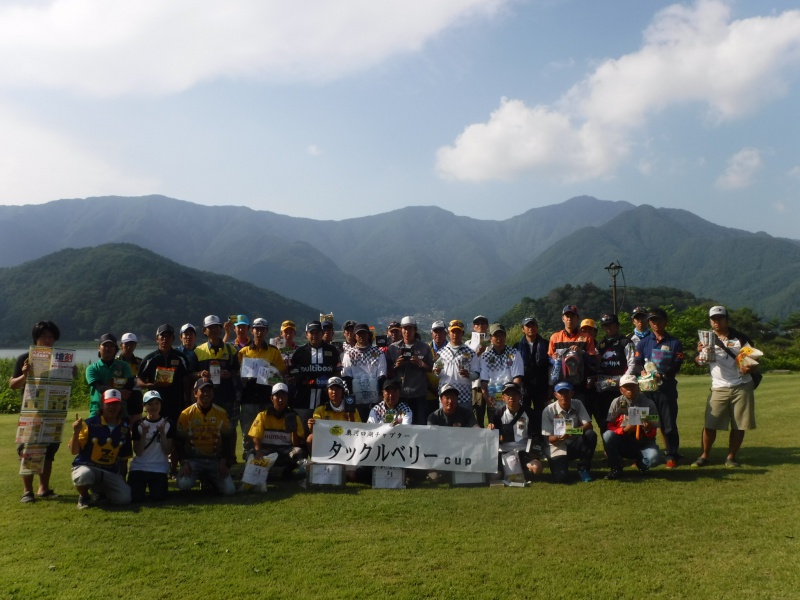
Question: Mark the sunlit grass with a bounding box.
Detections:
[1,375,798,599]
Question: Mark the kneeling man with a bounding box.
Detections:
[69,389,133,509]
[603,374,661,479]
[542,381,597,483]
[175,379,236,496]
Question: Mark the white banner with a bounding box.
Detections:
[311,421,499,473]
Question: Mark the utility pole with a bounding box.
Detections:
[605,261,623,314]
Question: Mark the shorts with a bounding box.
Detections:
[705,380,756,431]
[17,443,59,462]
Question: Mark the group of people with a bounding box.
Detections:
[11,303,758,507]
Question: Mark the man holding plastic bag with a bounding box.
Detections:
[692,306,759,468]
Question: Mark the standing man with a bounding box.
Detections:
[516,316,550,437]
[433,320,478,413]
[594,314,633,436]
[633,308,684,469]
[479,323,524,425]
[467,315,491,426]
[237,318,287,459]
[69,389,133,509]
[386,317,435,425]
[548,305,597,402]
[692,306,758,468]
[541,382,597,483]
[291,320,341,421]
[194,315,240,422]
[429,321,448,355]
[627,307,651,373]
[117,333,144,423]
[177,323,199,373]
[342,323,387,422]
[10,320,73,503]
[85,333,134,419]
[224,314,252,350]
[341,320,357,352]
[137,324,192,426]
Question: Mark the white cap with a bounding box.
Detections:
[203,315,222,328]
[619,374,639,387]
[709,306,728,318]
[400,316,417,327]
[271,382,289,395]
[121,333,137,344]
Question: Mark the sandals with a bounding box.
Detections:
[37,489,58,499]
[21,491,36,503]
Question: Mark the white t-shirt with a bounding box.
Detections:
[129,417,173,474]
[708,336,752,389]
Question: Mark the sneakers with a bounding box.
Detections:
[577,469,593,483]
[666,459,679,470]
[691,457,709,468]
[77,495,91,510]
[21,491,36,504]
[635,460,650,475]
[605,468,623,480]
[725,457,741,468]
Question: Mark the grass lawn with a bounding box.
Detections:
[1,375,799,599]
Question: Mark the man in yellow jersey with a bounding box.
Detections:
[175,379,235,495]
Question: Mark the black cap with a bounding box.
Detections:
[306,321,322,332]
[600,314,618,325]
[355,323,370,334]
[648,308,668,322]
[562,305,579,316]
[99,333,118,347]
[156,324,174,337]
[343,320,357,330]
[522,316,538,326]
[382,379,400,391]
[632,306,648,318]
[502,382,522,395]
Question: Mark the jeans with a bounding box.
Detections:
[547,430,598,483]
[644,381,680,460]
[602,430,662,470]
[176,458,235,495]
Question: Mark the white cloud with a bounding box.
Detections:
[0,0,507,96]
[0,103,157,204]
[715,147,762,189]
[307,144,323,157]
[437,1,800,182]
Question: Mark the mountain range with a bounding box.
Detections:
[0,194,797,325]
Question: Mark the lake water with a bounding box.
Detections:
[0,346,158,365]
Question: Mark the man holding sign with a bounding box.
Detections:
[603,374,661,480]
[541,381,596,483]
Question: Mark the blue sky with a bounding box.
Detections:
[1,0,798,238]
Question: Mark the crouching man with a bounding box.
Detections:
[248,382,307,479]
[488,382,543,479]
[69,389,133,509]
[603,374,661,479]
[541,381,597,483]
[175,379,236,496]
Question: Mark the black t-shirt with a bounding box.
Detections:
[427,406,477,428]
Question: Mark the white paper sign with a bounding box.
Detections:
[627,407,649,426]
[373,466,405,489]
[240,357,266,379]
[553,417,566,437]
[352,375,378,404]
[311,420,499,473]
[241,452,278,487]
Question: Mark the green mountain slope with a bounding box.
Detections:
[457,205,800,319]
[0,243,319,343]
